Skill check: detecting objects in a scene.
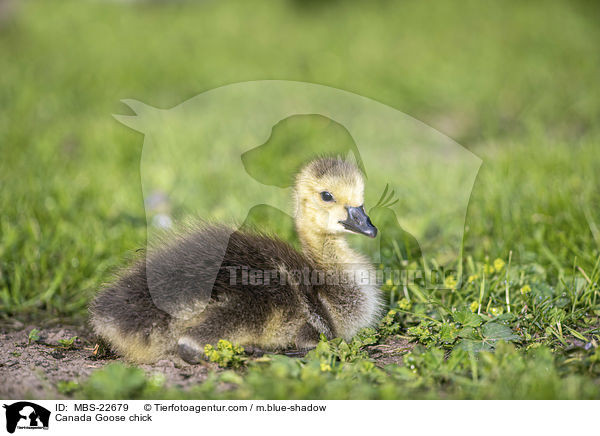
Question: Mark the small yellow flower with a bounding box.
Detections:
[470,301,479,312]
[444,276,458,289]
[468,274,479,284]
[397,298,412,310]
[320,362,332,372]
[520,284,532,295]
[493,258,505,272]
[490,307,503,316]
[218,339,233,350]
[483,264,495,275]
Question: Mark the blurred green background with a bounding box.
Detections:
[1,0,599,323]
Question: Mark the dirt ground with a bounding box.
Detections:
[0,323,413,399]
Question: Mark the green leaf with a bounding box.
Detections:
[494,312,516,322]
[439,323,459,343]
[58,336,78,349]
[456,339,493,353]
[458,327,478,339]
[28,328,40,345]
[453,310,483,327]
[483,322,519,342]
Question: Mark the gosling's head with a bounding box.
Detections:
[294,157,377,239]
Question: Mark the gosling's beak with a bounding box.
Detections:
[339,205,378,238]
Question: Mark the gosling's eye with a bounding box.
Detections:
[320,191,334,202]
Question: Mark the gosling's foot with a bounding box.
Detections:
[177,337,206,364]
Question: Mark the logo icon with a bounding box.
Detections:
[2,402,50,434]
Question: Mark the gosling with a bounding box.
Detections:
[89,157,382,363]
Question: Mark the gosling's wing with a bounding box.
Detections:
[145,224,234,320]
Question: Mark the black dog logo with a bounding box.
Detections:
[3,402,50,433]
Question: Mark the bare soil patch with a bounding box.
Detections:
[366,336,414,367]
[0,325,413,399]
[0,326,213,399]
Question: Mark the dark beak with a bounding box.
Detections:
[339,205,378,238]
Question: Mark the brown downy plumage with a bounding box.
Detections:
[89,157,383,364]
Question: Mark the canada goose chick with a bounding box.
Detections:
[292,158,382,338]
[89,157,382,364]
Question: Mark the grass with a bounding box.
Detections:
[1,0,599,399]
